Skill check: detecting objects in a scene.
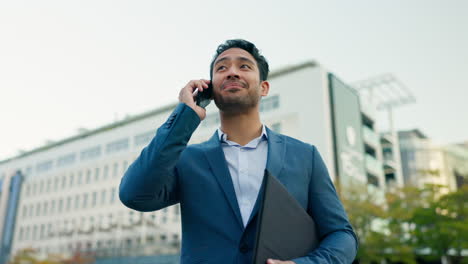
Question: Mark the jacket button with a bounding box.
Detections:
[239,243,249,253]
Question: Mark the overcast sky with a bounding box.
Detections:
[1,0,467,160]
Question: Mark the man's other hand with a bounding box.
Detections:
[266,259,296,264]
[178,79,210,121]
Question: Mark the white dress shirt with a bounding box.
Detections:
[217,125,268,227]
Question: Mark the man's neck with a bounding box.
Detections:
[219,108,263,146]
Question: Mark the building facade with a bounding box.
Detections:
[398,129,457,192]
[443,142,468,189]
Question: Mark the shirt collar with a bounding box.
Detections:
[217,125,268,143]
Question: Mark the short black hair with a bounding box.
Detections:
[210,39,269,81]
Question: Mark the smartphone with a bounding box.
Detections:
[195,82,213,108]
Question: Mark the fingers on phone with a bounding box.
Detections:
[186,79,209,97]
[198,82,203,92]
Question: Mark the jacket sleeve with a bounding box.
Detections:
[119,103,200,212]
[292,146,358,264]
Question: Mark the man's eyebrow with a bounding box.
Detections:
[237,56,256,65]
[214,57,229,66]
[214,56,256,66]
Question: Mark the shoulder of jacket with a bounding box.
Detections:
[276,133,316,150]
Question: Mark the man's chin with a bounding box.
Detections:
[214,99,257,114]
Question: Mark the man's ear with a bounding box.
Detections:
[260,81,270,96]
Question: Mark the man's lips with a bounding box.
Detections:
[221,82,246,90]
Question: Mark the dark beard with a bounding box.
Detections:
[213,90,260,115]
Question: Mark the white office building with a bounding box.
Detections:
[399,129,460,192]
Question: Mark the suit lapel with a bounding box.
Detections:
[265,127,286,181]
[246,127,286,226]
[203,132,244,229]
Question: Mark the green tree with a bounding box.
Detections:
[8,248,94,264]
[384,185,423,264]
[340,183,388,264]
[341,182,468,264]
[412,185,468,264]
[8,248,39,264]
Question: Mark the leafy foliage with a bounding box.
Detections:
[340,183,468,264]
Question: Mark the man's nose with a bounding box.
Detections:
[226,67,240,79]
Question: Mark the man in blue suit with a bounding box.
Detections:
[119,39,358,263]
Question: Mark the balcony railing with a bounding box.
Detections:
[363,126,380,149]
[365,154,384,179]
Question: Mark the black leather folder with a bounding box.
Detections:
[252,170,318,264]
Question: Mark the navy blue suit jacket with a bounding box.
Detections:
[119,103,358,263]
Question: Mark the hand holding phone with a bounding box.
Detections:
[179,79,211,120]
[195,82,213,108]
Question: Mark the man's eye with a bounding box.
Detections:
[240,64,251,69]
[216,66,226,71]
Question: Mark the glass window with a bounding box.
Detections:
[101,190,107,205]
[58,199,63,213]
[43,201,48,216]
[36,160,53,174]
[74,195,80,209]
[29,205,34,218]
[25,226,30,240]
[63,220,68,234]
[91,192,97,207]
[106,138,129,154]
[61,175,67,189]
[95,168,100,181]
[50,200,55,215]
[80,146,102,161]
[40,224,45,239]
[82,193,88,209]
[57,153,76,167]
[260,94,280,112]
[47,223,52,238]
[86,169,91,184]
[69,173,74,187]
[46,180,51,192]
[19,227,24,241]
[110,188,116,204]
[22,206,27,218]
[147,235,155,244]
[66,197,72,211]
[103,165,109,179]
[113,163,119,177]
[36,203,41,216]
[32,225,37,240]
[125,238,132,247]
[77,171,83,185]
[89,216,95,229]
[54,177,59,191]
